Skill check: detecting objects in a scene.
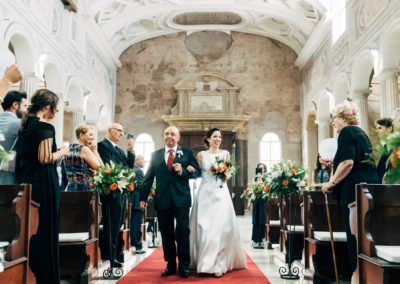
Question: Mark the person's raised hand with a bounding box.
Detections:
[3,64,23,84]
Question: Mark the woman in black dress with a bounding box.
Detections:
[322,100,378,275]
[15,89,68,283]
[251,162,267,248]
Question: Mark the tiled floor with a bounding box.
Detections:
[89,211,318,284]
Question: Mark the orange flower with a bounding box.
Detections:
[282,180,289,186]
[395,146,400,159]
[109,182,118,191]
[222,164,227,171]
[128,184,135,192]
[290,169,297,174]
[258,181,264,187]
[391,153,398,168]
[245,187,251,193]
[104,169,112,175]
[216,167,221,173]
[264,185,270,192]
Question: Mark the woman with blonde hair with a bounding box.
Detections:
[62,123,103,191]
[321,99,378,275]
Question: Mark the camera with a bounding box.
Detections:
[255,167,263,175]
[127,133,135,139]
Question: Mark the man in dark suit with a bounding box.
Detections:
[129,155,145,254]
[140,126,200,278]
[98,123,135,268]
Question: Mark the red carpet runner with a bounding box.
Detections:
[118,247,271,283]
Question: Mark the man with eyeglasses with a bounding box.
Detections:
[98,122,135,270]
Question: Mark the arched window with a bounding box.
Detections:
[134,133,155,173]
[259,132,281,171]
[331,0,346,43]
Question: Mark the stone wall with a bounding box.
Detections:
[116,31,301,177]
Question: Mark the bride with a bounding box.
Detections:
[189,128,247,277]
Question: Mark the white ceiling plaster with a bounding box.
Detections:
[84,0,326,58]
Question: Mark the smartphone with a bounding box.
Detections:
[127,133,135,139]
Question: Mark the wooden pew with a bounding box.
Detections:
[0,184,36,284]
[303,190,352,283]
[265,198,280,249]
[279,194,304,263]
[58,191,99,284]
[355,184,400,284]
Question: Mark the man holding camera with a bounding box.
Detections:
[98,123,135,269]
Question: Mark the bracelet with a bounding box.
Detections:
[331,180,337,186]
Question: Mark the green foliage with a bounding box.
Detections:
[89,161,136,196]
[241,179,269,200]
[265,159,308,198]
[379,131,400,184]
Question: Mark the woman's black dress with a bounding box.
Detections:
[251,177,266,244]
[15,116,60,283]
[333,125,379,273]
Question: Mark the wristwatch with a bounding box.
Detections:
[331,180,337,186]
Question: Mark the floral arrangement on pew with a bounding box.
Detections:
[209,155,237,188]
[241,179,270,200]
[378,131,400,184]
[89,161,136,196]
[265,159,308,198]
[0,133,16,164]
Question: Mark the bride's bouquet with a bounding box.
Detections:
[209,155,236,188]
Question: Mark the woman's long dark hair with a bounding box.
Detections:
[21,89,59,128]
[313,154,332,179]
[204,128,221,148]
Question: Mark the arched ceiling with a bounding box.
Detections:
[84,0,327,58]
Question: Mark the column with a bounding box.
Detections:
[379,68,399,117]
[353,90,370,136]
[70,113,84,143]
[54,94,65,147]
[19,74,39,98]
[317,120,330,146]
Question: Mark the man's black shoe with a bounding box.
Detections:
[179,268,190,278]
[136,249,146,254]
[161,267,176,277]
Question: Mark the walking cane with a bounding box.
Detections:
[324,192,339,284]
[310,185,339,284]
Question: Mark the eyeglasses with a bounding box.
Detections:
[111,128,124,134]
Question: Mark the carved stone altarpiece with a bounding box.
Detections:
[162,72,251,132]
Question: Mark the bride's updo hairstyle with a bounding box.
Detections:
[205,128,221,148]
[21,89,59,127]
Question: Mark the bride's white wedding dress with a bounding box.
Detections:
[189,150,247,274]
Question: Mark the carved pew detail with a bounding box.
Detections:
[303,191,352,283]
[265,198,280,249]
[0,184,35,284]
[58,191,99,284]
[356,184,400,284]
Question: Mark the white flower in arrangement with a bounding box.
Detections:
[0,134,5,141]
[176,150,183,158]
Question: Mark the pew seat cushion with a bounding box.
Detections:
[286,225,304,232]
[0,242,9,248]
[269,220,280,226]
[375,246,400,263]
[313,231,347,242]
[59,233,89,242]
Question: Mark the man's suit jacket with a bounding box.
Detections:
[97,138,135,169]
[130,164,143,210]
[140,146,200,210]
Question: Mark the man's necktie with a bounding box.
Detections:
[167,149,174,171]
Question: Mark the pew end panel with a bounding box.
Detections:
[303,191,352,282]
[265,198,280,249]
[356,184,400,284]
[0,184,35,284]
[59,191,99,284]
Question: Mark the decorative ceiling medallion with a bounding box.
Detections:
[173,12,242,26]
